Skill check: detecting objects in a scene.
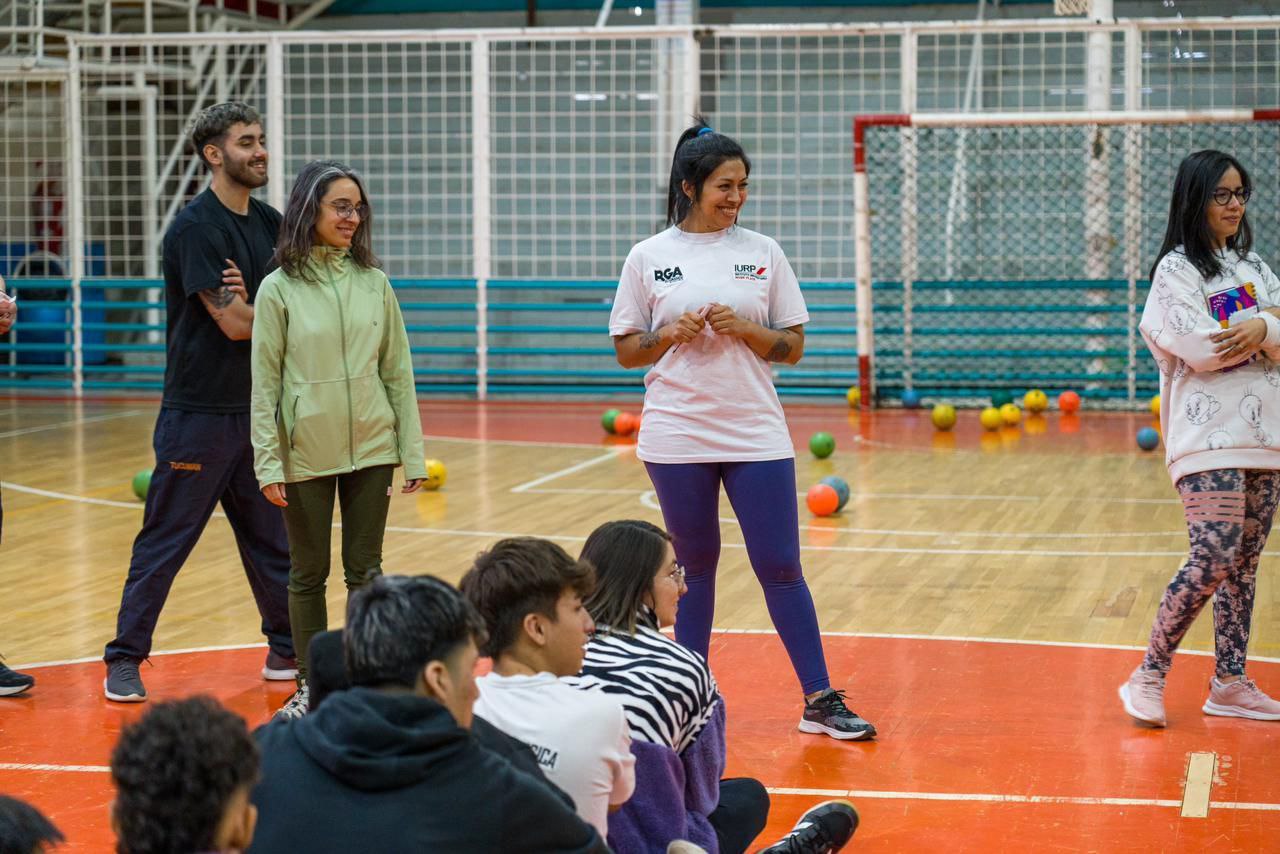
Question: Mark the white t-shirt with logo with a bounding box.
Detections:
[474,671,635,838]
[608,225,809,463]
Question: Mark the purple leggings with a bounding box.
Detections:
[1142,468,1280,677]
[645,458,831,695]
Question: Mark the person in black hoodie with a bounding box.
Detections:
[248,574,608,854]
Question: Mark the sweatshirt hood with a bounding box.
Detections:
[289,687,470,791]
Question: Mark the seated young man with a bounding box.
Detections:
[110,696,259,854]
[460,538,635,837]
[249,574,607,854]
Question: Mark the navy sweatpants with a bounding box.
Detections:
[104,408,293,663]
[645,458,831,695]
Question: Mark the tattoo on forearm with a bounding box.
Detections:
[765,335,793,362]
[639,331,661,350]
[204,286,237,309]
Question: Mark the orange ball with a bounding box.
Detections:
[613,412,639,436]
[1058,390,1081,413]
[806,483,840,517]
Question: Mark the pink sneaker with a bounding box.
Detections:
[1202,677,1280,721]
[1119,667,1167,727]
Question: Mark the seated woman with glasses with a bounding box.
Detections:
[567,520,858,854]
[250,159,426,721]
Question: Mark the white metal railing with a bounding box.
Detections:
[5,14,1280,397]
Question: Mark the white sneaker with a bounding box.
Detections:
[274,682,310,721]
[1203,676,1280,721]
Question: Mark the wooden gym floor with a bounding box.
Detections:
[2,397,1278,851]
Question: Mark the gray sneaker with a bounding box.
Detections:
[798,689,876,741]
[274,682,310,721]
[104,659,147,703]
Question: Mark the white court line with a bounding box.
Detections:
[0,409,146,440]
[510,449,627,493]
[635,491,1187,557]
[709,628,1280,665]
[0,481,1194,558]
[765,787,1280,812]
[15,631,1280,672]
[0,481,146,510]
[0,763,111,773]
[1,767,1273,814]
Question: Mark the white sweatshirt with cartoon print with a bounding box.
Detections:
[1139,246,1280,485]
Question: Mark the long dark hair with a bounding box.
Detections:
[579,519,672,635]
[666,115,751,227]
[1150,149,1252,282]
[275,159,379,280]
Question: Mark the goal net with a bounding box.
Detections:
[852,110,1280,409]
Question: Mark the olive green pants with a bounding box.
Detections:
[281,465,394,680]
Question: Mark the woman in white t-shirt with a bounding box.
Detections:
[1122,149,1280,727]
[607,118,875,741]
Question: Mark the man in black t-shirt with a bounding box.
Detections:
[104,102,294,702]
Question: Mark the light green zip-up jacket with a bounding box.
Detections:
[251,246,427,486]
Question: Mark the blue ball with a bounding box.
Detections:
[819,475,850,511]
[1136,427,1160,451]
[901,389,921,409]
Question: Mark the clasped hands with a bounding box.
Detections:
[1212,315,1269,361]
[664,303,750,345]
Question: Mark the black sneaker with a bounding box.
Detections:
[757,799,859,854]
[0,661,35,697]
[104,658,147,703]
[798,689,876,740]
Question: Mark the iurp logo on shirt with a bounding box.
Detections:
[654,266,683,283]
[734,264,768,280]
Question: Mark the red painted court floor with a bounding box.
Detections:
[3,633,1278,852]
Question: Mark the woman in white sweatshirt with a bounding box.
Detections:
[1122,149,1280,727]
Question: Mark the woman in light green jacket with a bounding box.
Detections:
[251,160,426,719]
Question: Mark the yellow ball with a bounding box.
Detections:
[999,403,1022,426]
[422,458,447,491]
[1023,389,1048,413]
[931,403,956,431]
[1150,394,1160,417]
[846,385,861,408]
[980,406,1003,431]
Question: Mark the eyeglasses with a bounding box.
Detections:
[666,564,686,585]
[325,201,370,220]
[1212,188,1251,207]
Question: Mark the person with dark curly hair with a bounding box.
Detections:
[109,696,259,854]
[0,795,63,853]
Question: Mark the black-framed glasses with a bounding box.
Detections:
[1212,187,1251,207]
[326,201,370,220]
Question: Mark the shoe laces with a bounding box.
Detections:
[814,689,852,714]
[1132,670,1165,703]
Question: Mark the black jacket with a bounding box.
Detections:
[248,687,609,854]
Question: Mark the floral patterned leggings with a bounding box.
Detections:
[1142,468,1280,677]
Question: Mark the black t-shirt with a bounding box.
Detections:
[161,188,282,413]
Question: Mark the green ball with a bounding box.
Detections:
[131,469,152,501]
[991,390,1014,408]
[809,432,835,459]
[601,408,621,434]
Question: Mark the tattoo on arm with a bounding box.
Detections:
[639,331,661,350]
[765,334,793,362]
[204,286,237,309]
